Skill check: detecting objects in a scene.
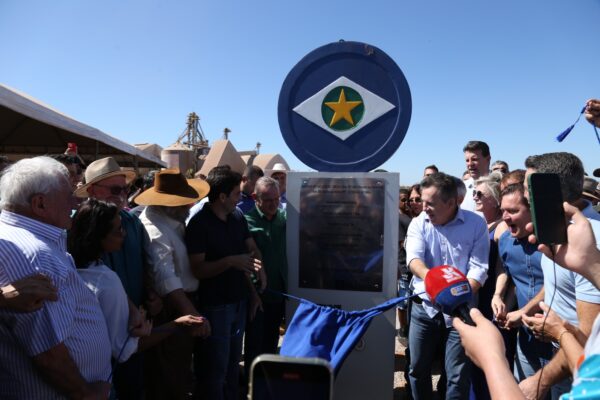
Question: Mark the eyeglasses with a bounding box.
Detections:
[473,190,486,199]
[95,184,129,196]
[399,198,407,203]
[408,197,422,204]
[492,167,508,174]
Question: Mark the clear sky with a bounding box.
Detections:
[1,0,599,185]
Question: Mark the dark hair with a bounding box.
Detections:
[500,183,529,207]
[533,152,584,202]
[420,172,458,202]
[501,169,525,187]
[492,160,509,170]
[409,184,421,196]
[52,154,84,167]
[463,141,490,157]
[524,155,539,170]
[206,166,243,203]
[399,188,410,196]
[424,165,439,173]
[68,198,119,268]
[244,165,264,180]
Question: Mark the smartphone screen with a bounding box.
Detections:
[527,173,568,245]
[250,356,333,400]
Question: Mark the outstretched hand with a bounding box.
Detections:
[175,314,211,338]
[522,302,569,342]
[453,308,508,370]
[229,253,262,274]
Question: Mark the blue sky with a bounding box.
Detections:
[1,0,599,185]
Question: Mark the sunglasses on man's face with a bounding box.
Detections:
[95,184,129,196]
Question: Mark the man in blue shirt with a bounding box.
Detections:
[237,165,263,214]
[406,172,489,400]
[494,183,557,391]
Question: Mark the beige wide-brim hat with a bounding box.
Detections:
[134,169,210,207]
[74,157,137,198]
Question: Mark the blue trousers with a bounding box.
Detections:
[514,329,571,400]
[408,303,471,400]
[194,300,247,400]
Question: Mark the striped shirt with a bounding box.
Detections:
[0,211,112,399]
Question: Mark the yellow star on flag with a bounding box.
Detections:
[324,89,363,127]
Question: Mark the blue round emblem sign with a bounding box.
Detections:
[278,41,412,172]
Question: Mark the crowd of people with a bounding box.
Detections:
[0,98,598,400]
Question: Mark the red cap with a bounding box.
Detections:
[66,142,78,154]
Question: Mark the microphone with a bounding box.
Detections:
[424,265,475,326]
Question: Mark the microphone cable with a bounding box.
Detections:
[536,245,558,400]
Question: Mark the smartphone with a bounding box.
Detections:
[249,355,333,400]
[527,173,568,245]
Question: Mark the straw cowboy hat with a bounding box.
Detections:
[74,157,137,198]
[134,169,209,207]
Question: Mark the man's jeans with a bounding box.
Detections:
[195,300,247,400]
[514,329,571,400]
[408,302,471,400]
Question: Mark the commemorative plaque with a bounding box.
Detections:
[298,177,385,291]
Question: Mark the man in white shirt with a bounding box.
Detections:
[461,141,491,212]
[136,169,211,400]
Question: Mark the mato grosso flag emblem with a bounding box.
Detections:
[293,76,396,141]
[278,41,411,172]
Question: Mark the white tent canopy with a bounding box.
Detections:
[0,84,166,168]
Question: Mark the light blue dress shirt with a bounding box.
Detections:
[406,207,489,325]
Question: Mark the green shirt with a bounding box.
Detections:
[245,206,287,303]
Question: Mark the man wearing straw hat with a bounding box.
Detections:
[135,169,211,399]
[75,156,152,399]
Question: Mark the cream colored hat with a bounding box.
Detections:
[74,157,137,198]
[270,163,288,176]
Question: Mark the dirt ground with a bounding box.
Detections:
[393,337,442,400]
